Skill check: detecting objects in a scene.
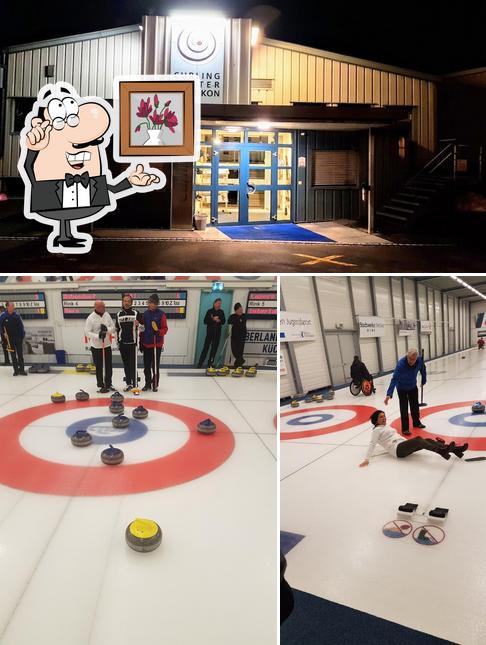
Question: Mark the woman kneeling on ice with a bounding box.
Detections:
[359,410,468,467]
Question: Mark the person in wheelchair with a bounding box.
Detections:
[350,355,376,394]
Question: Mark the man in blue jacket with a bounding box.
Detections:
[384,348,426,435]
[0,301,27,376]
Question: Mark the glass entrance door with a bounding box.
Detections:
[193,127,294,226]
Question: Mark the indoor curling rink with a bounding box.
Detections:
[0,365,277,644]
[281,349,486,645]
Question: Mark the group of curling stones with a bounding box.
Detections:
[206,364,258,378]
[50,386,219,551]
[290,388,334,408]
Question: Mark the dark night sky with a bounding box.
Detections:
[1,1,484,75]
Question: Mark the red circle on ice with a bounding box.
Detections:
[280,405,376,440]
[390,401,486,451]
[0,398,234,496]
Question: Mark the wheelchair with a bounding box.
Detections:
[349,378,374,397]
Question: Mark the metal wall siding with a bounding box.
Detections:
[2,30,141,176]
[251,43,437,156]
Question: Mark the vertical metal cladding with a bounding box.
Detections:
[1,26,142,177]
[251,40,438,164]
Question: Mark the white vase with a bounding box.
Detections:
[144,129,161,146]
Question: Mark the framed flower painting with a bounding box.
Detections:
[114,76,200,162]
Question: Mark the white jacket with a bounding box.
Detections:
[85,311,116,349]
[365,424,406,461]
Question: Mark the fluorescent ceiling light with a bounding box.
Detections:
[451,276,486,300]
[256,122,272,130]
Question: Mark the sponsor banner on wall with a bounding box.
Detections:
[246,291,277,319]
[420,320,432,334]
[280,353,288,376]
[398,319,417,336]
[61,291,187,319]
[280,312,316,342]
[170,17,226,103]
[476,312,486,328]
[23,327,55,355]
[357,316,385,338]
[0,292,47,319]
[244,329,277,358]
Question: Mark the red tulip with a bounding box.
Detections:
[136,97,152,118]
[154,94,159,108]
[135,124,141,132]
[164,110,178,133]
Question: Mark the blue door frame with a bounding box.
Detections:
[194,127,295,226]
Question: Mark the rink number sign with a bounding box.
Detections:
[246,291,277,319]
[61,290,188,319]
[0,291,47,319]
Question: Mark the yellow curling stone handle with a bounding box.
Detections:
[129,518,159,539]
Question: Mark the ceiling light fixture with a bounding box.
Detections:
[451,276,486,300]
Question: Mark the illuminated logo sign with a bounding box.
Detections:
[170,18,225,103]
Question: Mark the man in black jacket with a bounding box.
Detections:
[0,302,26,376]
[115,294,143,391]
[350,355,375,392]
[197,298,226,368]
[228,302,247,368]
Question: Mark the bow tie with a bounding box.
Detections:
[65,172,90,188]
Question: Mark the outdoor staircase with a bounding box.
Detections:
[376,140,482,233]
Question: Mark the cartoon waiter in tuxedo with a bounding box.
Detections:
[18,82,165,254]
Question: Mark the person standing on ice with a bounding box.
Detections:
[0,301,26,376]
[85,300,116,392]
[359,410,467,467]
[139,294,168,392]
[115,294,143,392]
[384,348,426,436]
[197,298,226,368]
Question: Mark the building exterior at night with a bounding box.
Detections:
[0,13,473,237]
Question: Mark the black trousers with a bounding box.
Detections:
[3,345,10,365]
[119,343,137,386]
[10,339,24,374]
[143,346,162,386]
[198,329,221,368]
[231,335,245,367]
[396,436,445,458]
[397,386,420,431]
[91,346,113,388]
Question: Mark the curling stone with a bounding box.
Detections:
[109,400,124,414]
[324,389,335,400]
[245,366,257,377]
[75,389,90,401]
[206,367,217,376]
[304,395,313,403]
[472,402,485,414]
[71,430,92,447]
[216,366,230,376]
[125,518,162,552]
[312,394,324,403]
[398,502,418,516]
[88,364,96,374]
[197,418,216,434]
[111,391,124,404]
[231,367,244,377]
[112,414,130,429]
[101,444,124,465]
[37,364,50,374]
[28,365,39,373]
[75,363,86,373]
[132,405,148,419]
[290,399,300,408]
[51,392,66,403]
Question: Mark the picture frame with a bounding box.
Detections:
[113,75,201,163]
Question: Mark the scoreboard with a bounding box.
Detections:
[61,291,188,319]
[0,292,47,319]
[245,291,277,320]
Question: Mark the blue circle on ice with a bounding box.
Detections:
[448,413,486,427]
[287,413,334,426]
[66,416,147,444]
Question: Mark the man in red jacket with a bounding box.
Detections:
[140,293,168,392]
